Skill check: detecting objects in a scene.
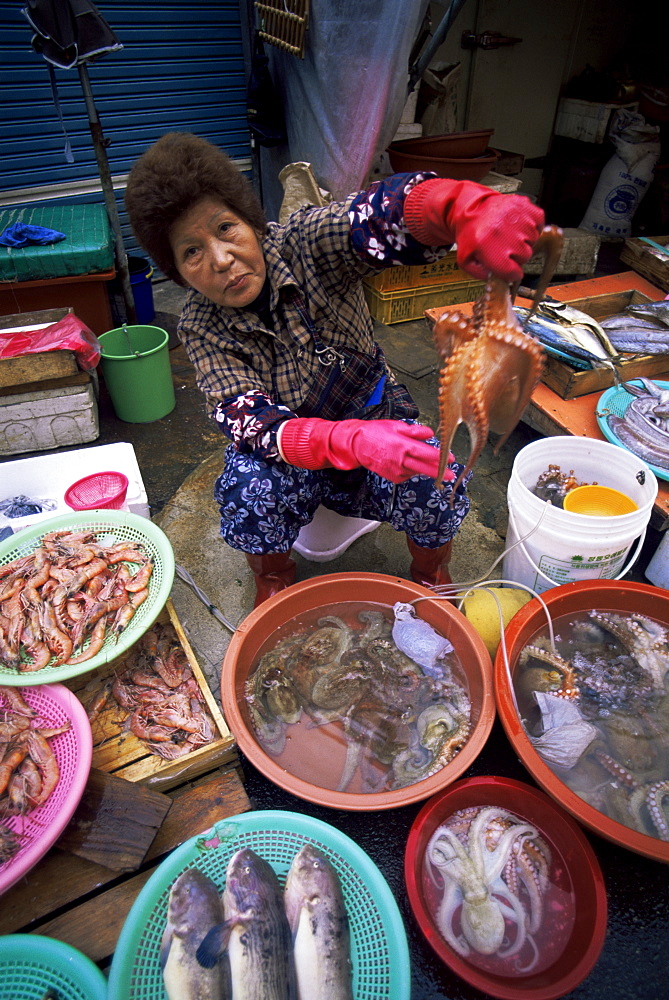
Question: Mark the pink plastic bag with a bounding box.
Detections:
[0,313,101,370]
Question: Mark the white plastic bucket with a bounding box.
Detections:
[502,437,658,593]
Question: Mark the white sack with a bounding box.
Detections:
[580,110,661,238]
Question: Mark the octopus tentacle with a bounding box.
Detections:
[518,644,580,699]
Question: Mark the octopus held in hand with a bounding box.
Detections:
[428,225,564,495]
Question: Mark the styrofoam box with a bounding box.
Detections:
[0,382,98,457]
[0,441,150,536]
[554,98,638,144]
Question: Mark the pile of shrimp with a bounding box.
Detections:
[0,686,71,863]
[84,621,217,760]
[0,528,154,672]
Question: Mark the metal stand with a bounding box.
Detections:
[78,62,136,325]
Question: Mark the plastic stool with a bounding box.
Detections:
[293,506,380,563]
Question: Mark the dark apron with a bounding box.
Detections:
[281,301,419,423]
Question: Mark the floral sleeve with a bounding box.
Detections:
[348,171,451,267]
[213,389,293,460]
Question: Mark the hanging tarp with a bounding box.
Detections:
[264,0,430,202]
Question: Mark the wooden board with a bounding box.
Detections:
[66,599,236,791]
[620,235,669,292]
[0,306,72,331]
[0,369,91,398]
[0,348,79,389]
[0,767,251,965]
[55,768,172,872]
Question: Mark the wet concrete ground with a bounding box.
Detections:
[2,274,667,998]
[100,278,666,1000]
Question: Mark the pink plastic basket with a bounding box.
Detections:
[0,684,93,895]
[64,471,129,511]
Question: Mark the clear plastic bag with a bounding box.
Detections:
[264,1,430,203]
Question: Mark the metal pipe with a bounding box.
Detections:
[78,62,136,324]
[408,0,470,93]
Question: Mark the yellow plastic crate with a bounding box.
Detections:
[363,277,485,324]
[365,252,471,291]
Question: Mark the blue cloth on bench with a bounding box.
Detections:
[0,223,66,248]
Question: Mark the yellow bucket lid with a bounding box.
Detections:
[563,484,638,516]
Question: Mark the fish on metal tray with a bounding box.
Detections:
[284,843,353,1000]
[197,847,296,1000]
[513,299,619,368]
[161,867,228,1000]
[605,377,669,470]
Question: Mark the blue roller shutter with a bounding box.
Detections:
[0,1,252,259]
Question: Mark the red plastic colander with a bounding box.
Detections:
[64,471,129,511]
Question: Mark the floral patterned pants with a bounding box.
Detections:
[214,439,470,555]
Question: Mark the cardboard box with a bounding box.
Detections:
[620,235,669,292]
[0,379,98,456]
[0,440,150,535]
[363,276,485,323]
[540,288,669,399]
[554,98,638,143]
[66,599,236,791]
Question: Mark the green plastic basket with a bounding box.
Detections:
[109,809,411,1000]
[0,934,108,1000]
[0,510,175,685]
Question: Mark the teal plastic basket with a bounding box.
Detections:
[0,934,108,1000]
[595,378,669,483]
[109,809,410,1000]
[0,510,175,685]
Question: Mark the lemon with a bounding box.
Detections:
[458,587,532,658]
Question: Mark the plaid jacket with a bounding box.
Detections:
[177,171,450,460]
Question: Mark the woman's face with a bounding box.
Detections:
[170,196,266,308]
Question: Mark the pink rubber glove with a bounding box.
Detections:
[404,177,545,282]
[279,417,455,486]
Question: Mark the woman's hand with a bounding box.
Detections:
[279,417,455,485]
[404,177,545,283]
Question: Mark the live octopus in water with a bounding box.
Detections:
[428,225,564,494]
[426,806,551,967]
[517,610,669,840]
[244,609,471,793]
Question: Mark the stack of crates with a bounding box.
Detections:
[363,251,485,324]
